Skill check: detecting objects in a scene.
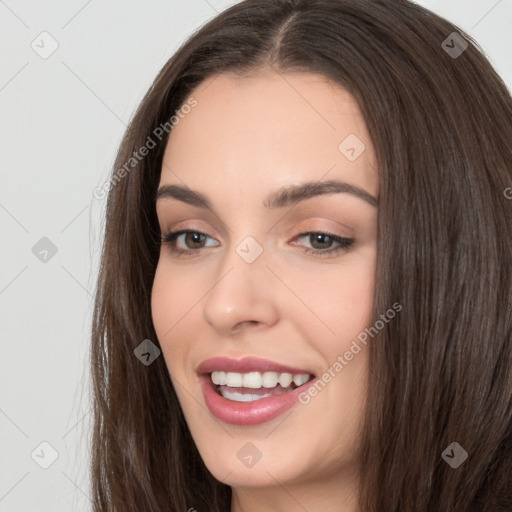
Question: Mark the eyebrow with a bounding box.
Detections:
[156,179,378,210]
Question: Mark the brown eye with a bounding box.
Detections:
[292,231,355,257]
[309,233,335,250]
[183,232,207,249]
[161,230,219,255]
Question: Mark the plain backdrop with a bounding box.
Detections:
[0,1,511,510]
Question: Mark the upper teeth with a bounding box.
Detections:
[211,371,311,389]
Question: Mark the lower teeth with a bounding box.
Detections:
[219,386,294,402]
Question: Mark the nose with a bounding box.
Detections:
[202,241,280,335]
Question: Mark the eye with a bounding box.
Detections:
[161,230,219,256]
[291,231,354,257]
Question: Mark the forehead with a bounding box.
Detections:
[161,69,377,199]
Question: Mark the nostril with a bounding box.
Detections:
[233,320,261,332]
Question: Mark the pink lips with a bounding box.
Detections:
[197,356,316,426]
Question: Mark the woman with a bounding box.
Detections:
[90,1,512,510]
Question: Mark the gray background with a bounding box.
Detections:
[0,1,511,510]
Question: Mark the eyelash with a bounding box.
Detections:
[160,229,354,258]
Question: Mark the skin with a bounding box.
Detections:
[151,68,378,512]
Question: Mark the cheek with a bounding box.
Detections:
[151,259,204,327]
[337,266,375,330]
[285,256,375,343]
[150,263,197,371]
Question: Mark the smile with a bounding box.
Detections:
[197,357,317,425]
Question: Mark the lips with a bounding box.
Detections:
[196,356,317,426]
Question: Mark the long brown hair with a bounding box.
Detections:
[90,1,512,510]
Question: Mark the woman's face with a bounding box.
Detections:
[151,68,378,507]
